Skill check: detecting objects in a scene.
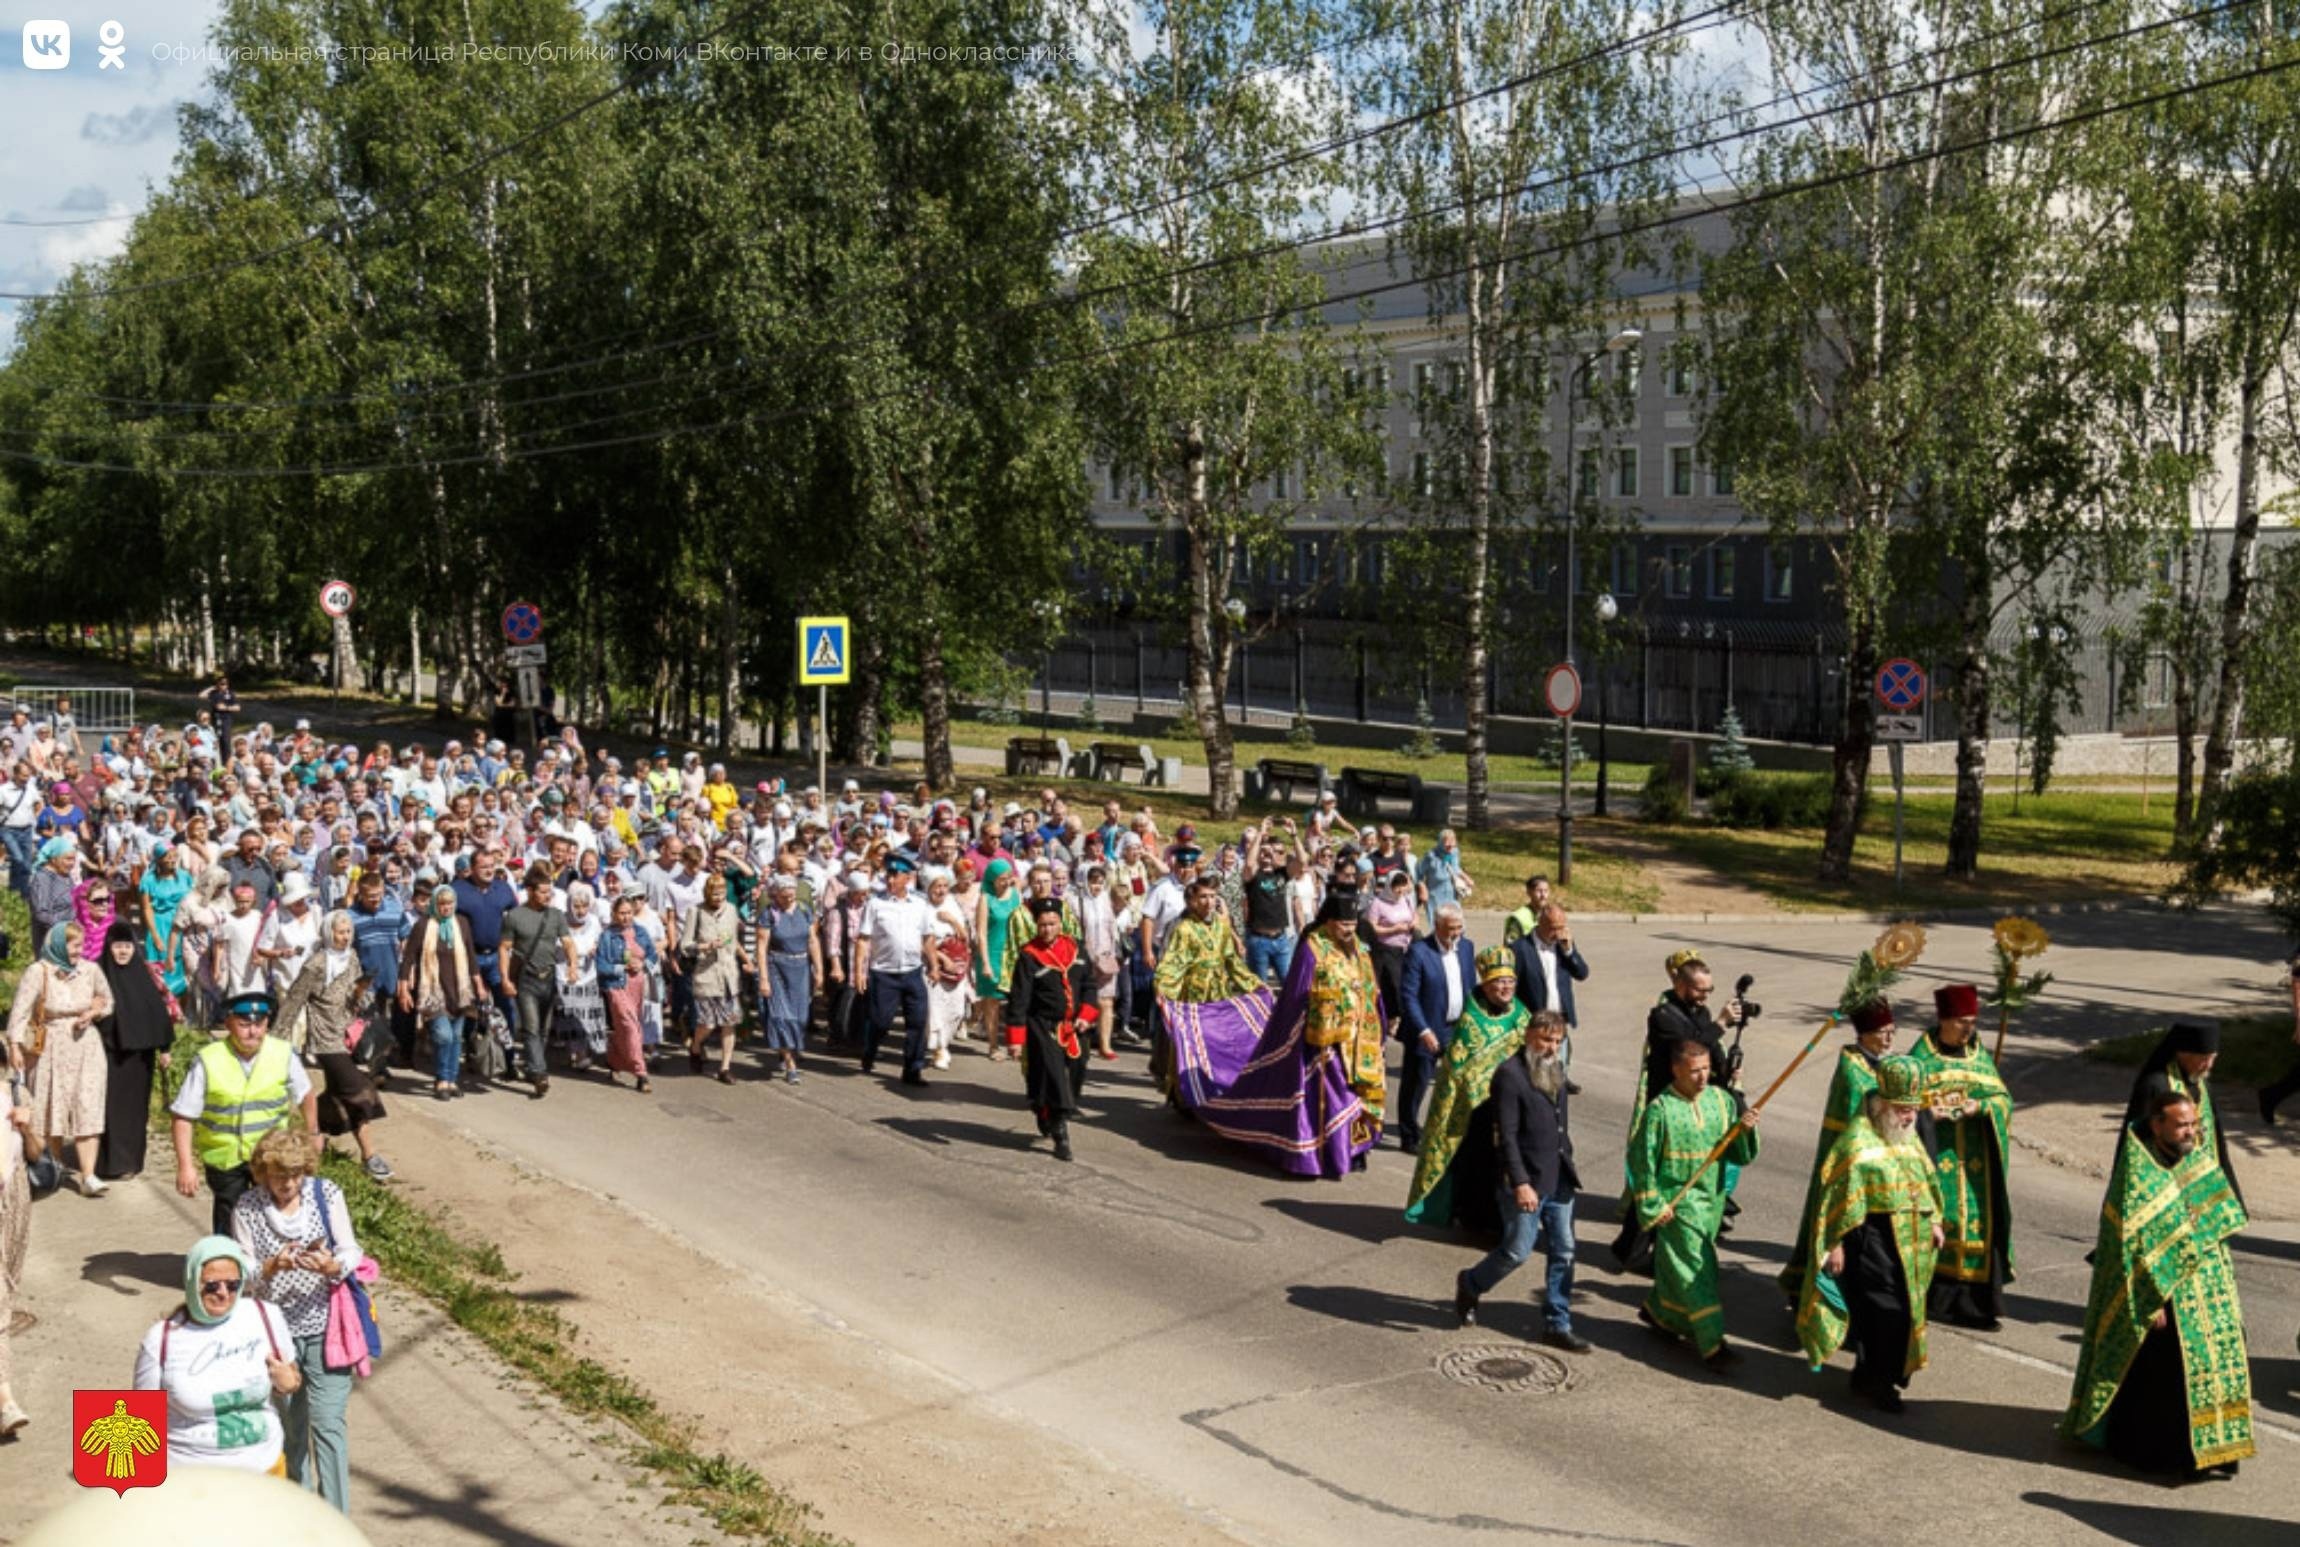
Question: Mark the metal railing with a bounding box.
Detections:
[11,686,139,736]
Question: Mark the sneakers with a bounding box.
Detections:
[364,1155,395,1181]
[933,1050,952,1070]
[0,1400,27,1439]
[78,1174,108,1199]
[784,1068,800,1085]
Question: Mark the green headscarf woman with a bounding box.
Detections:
[38,921,80,978]
[133,1234,298,1475]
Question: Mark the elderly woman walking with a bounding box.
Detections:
[597,894,658,1093]
[229,1129,365,1510]
[752,874,815,1085]
[396,886,486,1101]
[276,911,392,1180]
[0,1085,33,1437]
[554,882,608,1071]
[6,923,114,1197]
[683,873,743,1084]
[27,837,77,941]
[95,921,177,1180]
[134,1235,299,1477]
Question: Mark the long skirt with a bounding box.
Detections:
[27,1024,106,1140]
[604,976,648,1076]
[314,1051,387,1137]
[640,966,666,1048]
[556,973,608,1057]
[926,976,974,1056]
[96,1042,158,1178]
[763,954,812,1052]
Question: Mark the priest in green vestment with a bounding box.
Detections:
[1794,1056,1943,1414]
[1905,982,2014,1330]
[2063,1085,2253,1479]
[1778,998,1896,1301]
[1404,946,1529,1228]
[1627,1039,1760,1373]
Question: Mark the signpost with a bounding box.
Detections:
[1545,663,1582,883]
[319,580,355,718]
[798,616,851,799]
[501,601,546,748]
[1873,661,1929,888]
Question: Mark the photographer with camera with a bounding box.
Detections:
[1641,949,1749,1106]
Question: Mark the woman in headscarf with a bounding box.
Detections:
[26,835,77,940]
[177,810,218,875]
[0,1068,34,1437]
[973,857,1023,1060]
[6,922,114,1197]
[133,1235,299,1476]
[95,921,178,1180]
[395,884,485,1101]
[276,910,391,1179]
[73,872,118,962]
[596,893,657,1093]
[138,839,194,996]
[922,872,973,1072]
[753,873,816,1085]
[683,872,743,1084]
[554,881,608,1071]
[176,866,234,1029]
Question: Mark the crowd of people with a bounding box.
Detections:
[0,681,2278,1504]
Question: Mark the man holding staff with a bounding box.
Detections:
[1626,1039,1760,1374]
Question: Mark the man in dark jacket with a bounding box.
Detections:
[1396,903,1477,1154]
[1510,902,1588,1093]
[1453,1007,1588,1352]
[1643,948,1745,1102]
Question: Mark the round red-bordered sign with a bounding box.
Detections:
[1543,662,1582,718]
[1875,657,1927,711]
[319,580,356,618]
[501,601,544,645]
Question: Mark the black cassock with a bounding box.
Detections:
[1005,937,1095,1130]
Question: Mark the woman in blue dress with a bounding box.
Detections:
[752,874,817,1086]
[137,841,194,996]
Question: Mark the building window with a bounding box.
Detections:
[1108,467,1123,501]
[1618,344,1641,397]
[1413,362,1433,400]
[1611,544,1639,597]
[1445,360,1465,401]
[1362,541,1385,587]
[1374,364,1391,401]
[1614,448,1639,498]
[1272,470,1289,500]
[1342,476,1360,500]
[1712,461,1737,497]
[1295,539,1320,585]
[1412,451,1432,497]
[1669,445,1694,497]
[1668,359,1693,397]
[1576,448,1599,498]
[1764,545,1794,602]
[1665,544,1692,598]
[1708,547,1737,600]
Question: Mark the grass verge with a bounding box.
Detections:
[2082,1014,2294,1090]
[313,1147,844,1545]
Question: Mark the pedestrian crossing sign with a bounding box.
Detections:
[799,616,851,686]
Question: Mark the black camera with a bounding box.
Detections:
[1734,972,1763,1022]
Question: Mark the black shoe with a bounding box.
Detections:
[1397,1134,1420,1155]
[1349,1155,1368,1173]
[900,1070,927,1087]
[1636,1305,1668,1339]
[2263,1089,2281,1126]
[1863,1383,1907,1415]
[1565,1080,1584,1097]
[1035,1112,1052,1138]
[1704,1345,1744,1375]
[1053,1133,1074,1162]
[715,1070,734,1086]
[1453,1272,1479,1328]
[1542,1330,1593,1355]
[530,1076,550,1100]
[860,1060,876,1076]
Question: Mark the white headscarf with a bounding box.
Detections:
[320,908,357,986]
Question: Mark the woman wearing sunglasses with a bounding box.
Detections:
[132,1235,300,1475]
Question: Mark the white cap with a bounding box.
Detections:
[278,872,313,906]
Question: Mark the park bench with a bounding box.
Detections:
[1246,757,1330,804]
[1339,766,1454,828]
[1091,741,1156,783]
[1004,735,1071,778]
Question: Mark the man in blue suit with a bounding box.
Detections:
[1511,903,1589,1092]
[1397,902,1477,1153]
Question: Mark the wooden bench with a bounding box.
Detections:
[1004,735,1070,777]
[1338,766,1454,827]
[1091,741,1155,782]
[1247,757,1330,804]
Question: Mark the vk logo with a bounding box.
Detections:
[22,19,71,69]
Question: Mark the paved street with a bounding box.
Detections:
[376,908,2300,1547]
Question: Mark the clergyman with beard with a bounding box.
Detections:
[1451,1007,1588,1353]
[2061,1087,2254,1479]
[1792,1056,1945,1414]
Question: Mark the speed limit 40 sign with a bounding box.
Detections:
[319,580,356,618]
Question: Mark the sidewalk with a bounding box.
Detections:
[1,1173,712,1545]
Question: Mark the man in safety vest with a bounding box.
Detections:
[170,992,318,1236]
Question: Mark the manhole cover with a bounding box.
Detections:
[1437,1343,1575,1396]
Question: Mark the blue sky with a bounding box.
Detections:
[0,2,224,349]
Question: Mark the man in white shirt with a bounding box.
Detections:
[1136,848,1198,974]
[1510,903,1589,1091]
[855,856,936,1085]
[0,758,42,896]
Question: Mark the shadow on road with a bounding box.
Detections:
[80,1250,183,1295]
[874,1115,1038,1152]
[1261,1198,1426,1246]
[1283,1283,1455,1332]
[2021,1488,2295,1544]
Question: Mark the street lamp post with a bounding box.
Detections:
[1594,592,1619,815]
[1560,326,1641,884]
[1223,596,1248,727]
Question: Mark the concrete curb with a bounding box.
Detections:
[1551,896,2175,927]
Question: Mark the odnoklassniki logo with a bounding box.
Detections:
[21,20,71,69]
[73,1390,166,1494]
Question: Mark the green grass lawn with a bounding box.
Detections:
[2084,1014,2295,1090]
[1645,788,2179,913]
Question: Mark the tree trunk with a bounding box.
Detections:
[1819,611,1879,882]
[1179,425,1237,819]
[2197,362,2265,830]
[919,611,956,789]
[840,630,887,766]
[1944,560,1993,878]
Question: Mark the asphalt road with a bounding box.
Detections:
[385,910,2300,1546]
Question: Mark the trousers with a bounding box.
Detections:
[282,1332,354,1512]
[515,979,557,1078]
[1465,1195,1577,1333]
[862,969,930,1078]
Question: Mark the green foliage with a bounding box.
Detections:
[1705,706,1755,777]
[1285,699,1318,751]
[2085,1015,2292,1089]
[1076,694,1103,733]
[2180,765,2300,936]
[2006,613,2086,797]
[1526,717,1587,770]
[1639,763,1690,824]
[1400,694,1440,760]
[1708,774,1833,832]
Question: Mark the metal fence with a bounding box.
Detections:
[1031,620,2140,746]
[11,686,138,735]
